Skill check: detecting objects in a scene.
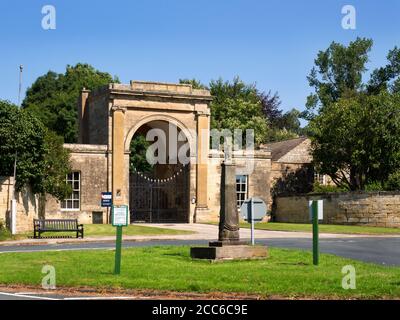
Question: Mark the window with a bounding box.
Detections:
[314,172,326,185]
[236,175,248,208]
[61,172,80,210]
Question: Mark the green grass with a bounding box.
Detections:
[0,224,193,241]
[209,221,400,235]
[0,246,399,298]
[84,224,194,237]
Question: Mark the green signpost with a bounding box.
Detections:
[112,205,128,275]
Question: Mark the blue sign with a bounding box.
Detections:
[101,192,112,207]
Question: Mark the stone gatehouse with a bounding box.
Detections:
[43,81,308,224]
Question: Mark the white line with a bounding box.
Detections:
[0,292,59,300]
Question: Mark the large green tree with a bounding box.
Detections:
[208,77,269,146]
[0,100,71,200]
[303,37,373,120]
[309,92,400,190]
[22,63,119,143]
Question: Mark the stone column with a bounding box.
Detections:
[77,88,90,144]
[111,106,126,206]
[218,160,240,242]
[195,112,209,221]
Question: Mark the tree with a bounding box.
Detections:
[304,37,373,120]
[129,134,153,173]
[22,63,119,143]
[0,100,71,200]
[258,90,283,125]
[179,78,208,90]
[209,77,268,146]
[309,92,400,190]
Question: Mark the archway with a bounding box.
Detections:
[128,120,191,223]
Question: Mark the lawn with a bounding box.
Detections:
[209,221,400,235]
[0,224,193,241]
[0,246,399,299]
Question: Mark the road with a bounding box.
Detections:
[1,236,400,266]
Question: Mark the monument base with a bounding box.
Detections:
[191,243,268,261]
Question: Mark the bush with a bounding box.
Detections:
[385,171,400,191]
[365,181,384,191]
[0,219,11,241]
[311,182,347,193]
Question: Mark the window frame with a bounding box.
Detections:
[236,175,248,209]
[61,172,81,211]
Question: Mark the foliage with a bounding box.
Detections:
[209,77,268,146]
[311,182,347,193]
[0,100,71,200]
[309,92,400,190]
[22,63,119,143]
[129,134,153,173]
[179,78,208,90]
[385,171,400,191]
[181,77,303,144]
[364,181,384,192]
[303,37,373,120]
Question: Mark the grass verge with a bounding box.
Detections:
[0,224,193,241]
[0,246,399,298]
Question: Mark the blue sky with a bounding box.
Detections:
[0,0,399,114]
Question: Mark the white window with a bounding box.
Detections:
[236,175,248,208]
[61,172,80,210]
[314,172,326,185]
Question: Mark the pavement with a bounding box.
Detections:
[1,223,400,266]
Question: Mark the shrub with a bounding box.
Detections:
[364,181,384,191]
[385,171,400,191]
[311,182,347,193]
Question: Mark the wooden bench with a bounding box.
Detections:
[33,219,84,239]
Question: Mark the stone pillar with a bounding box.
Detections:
[111,106,126,206]
[195,113,209,221]
[218,161,240,242]
[78,88,90,144]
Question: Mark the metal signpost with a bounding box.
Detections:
[309,200,323,265]
[240,197,267,245]
[112,205,128,275]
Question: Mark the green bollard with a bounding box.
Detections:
[312,200,319,266]
[114,226,123,274]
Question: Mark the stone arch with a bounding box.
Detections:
[124,114,196,154]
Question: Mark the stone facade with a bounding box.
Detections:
[45,81,274,225]
[0,177,38,233]
[274,192,400,227]
[45,144,109,224]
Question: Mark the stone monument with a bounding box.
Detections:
[190,138,268,260]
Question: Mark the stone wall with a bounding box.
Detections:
[274,192,400,227]
[0,176,38,233]
[45,144,109,224]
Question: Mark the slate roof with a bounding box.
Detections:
[262,137,308,161]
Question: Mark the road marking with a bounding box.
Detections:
[0,292,59,300]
